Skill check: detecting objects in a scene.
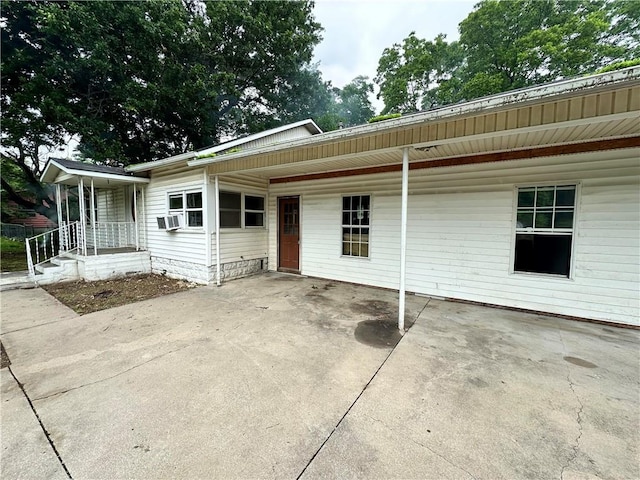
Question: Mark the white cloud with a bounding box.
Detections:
[312,0,476,112]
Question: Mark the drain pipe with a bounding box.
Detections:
[398,147,409,333]
[214,175,221,286]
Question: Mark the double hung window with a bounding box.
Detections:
[342,195,370,258]
[514,185,576,277]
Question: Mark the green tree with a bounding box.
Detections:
[1,0,321,220]
[375,33,462,113]
[375,0,639,112]
[336,76,375,127]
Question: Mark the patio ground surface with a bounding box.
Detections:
[1,273,638,479]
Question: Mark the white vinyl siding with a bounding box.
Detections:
[96,189,126,222]
[268,149,639,325]
[144,170,207,265]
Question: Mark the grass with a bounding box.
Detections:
[1,237,28,272]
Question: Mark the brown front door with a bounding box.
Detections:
[278,197,300,271]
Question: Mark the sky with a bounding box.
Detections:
[312,0,477,112]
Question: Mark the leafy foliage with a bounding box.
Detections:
[375,0,639,113]
[1,0,321,218]
[368,113,402,124]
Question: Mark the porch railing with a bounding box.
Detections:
[26,221,81,276]
[85,222,143,250]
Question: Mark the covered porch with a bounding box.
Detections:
[29,158,151,282]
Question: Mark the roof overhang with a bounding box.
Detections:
[187,67,640,180]
[41,159,150,187]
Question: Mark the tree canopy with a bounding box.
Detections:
[1,0,322,219]
[375,0,639,114]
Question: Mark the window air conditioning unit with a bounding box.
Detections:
[157,214,182,231]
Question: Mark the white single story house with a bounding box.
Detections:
[37,67,640,327]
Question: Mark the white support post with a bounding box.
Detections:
[91,178,97,255]
[78,178,87,255]
[141,186,146,249]
[55,184,63,250]
[398,147,410,333]
[203,170,212,269]
[133,183,139,250]
[214,175,221,286]
[65,185,71,224]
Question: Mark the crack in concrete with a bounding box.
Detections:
[558,332,585,480]
[32,344,191,402]
[560,373,585,480]
[7,365,73,479]
[295,298,431,479]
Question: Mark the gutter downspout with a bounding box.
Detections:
[214,175,221,286]
[398,147,409,333]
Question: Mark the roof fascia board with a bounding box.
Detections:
[188,67,640,168]
[59,169,149,184]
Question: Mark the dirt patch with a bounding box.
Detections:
[1,341,10,369]
[43,274,198,315]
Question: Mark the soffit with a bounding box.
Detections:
[206,84,639,178]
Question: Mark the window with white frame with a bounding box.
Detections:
[244,195,265,227]
[514,185,576,277]
[219,191,265,228]
[342,195,370,258]
[168,191,203,228]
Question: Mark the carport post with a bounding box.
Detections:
[398,147,409,333]
[214,175,221,286]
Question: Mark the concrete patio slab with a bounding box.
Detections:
[1,273,638,479]
[0,369,68,480]
[301,299,640,479]
[1,274,427,479]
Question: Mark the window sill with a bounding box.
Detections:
[172,228,205,234]
[511,270,573,281]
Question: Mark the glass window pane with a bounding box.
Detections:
[535,212,552,228]
[518,190,535,207]
[536,188,554,207]
[342,212,350,225]
[351,211,360,226]
[554,210,574,228]
[187,211,203,227]
[186,192,202,208]
[169,195,183,209]
[361,195,370,210]
[220,210,241,228]
[342,227,351,241]
[361,228,369,241]
[245,212,264,227]
[514,233,572,276]
[556,187,576,207]
[361,210,370,226]
[517,211,533,228]
[220,192,241,210]
[342,197,350,210]
[342,242,350,255]
[245,195,264,211]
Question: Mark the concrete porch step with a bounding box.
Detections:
[0,271,36,291]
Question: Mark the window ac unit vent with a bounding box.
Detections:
[157,215,181,231]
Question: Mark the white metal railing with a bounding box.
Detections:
[85,222,142,250]
[26,221,80,276]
